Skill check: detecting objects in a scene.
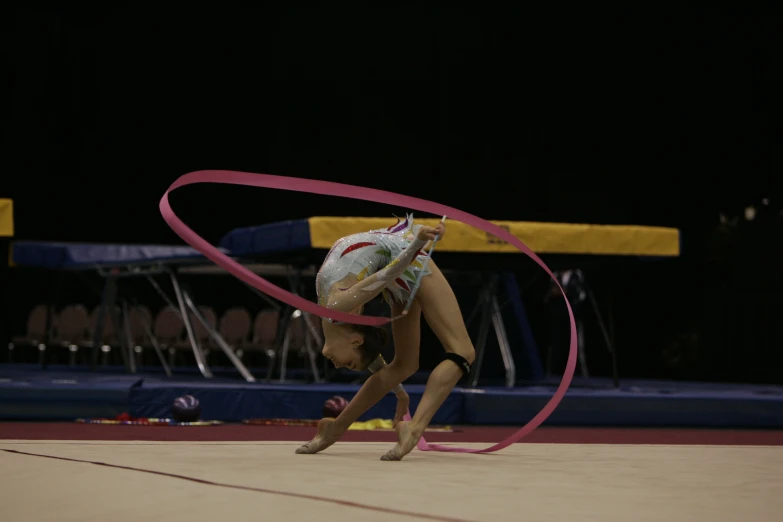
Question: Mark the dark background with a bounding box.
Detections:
[2,7,781,382]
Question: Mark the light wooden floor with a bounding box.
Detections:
[1,441,781,522]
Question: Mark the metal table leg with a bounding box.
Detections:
[91,271,118,370]
[469,277,495,387]
[108,302,132,372]
[120,303,137,374]
[490,293,516,387]
[137,306,172,377]
[468,273,518,388]
[182,289,256,382]
[168,272,212,378]
[146,273,212,378]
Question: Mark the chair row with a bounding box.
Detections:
[9,303,320,367]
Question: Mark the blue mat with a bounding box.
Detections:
[218,219,312,258]
[0,370,140,420]
[2,367,783,427]
[11,241,218,269]
[463,384,783,427]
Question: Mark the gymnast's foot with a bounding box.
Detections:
[380,420,422,461]
[296,418,342,454]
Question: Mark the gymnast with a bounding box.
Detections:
[296,215,476,461]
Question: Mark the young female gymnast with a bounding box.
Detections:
[295,215,476,461]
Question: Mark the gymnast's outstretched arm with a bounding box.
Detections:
[296,300,421,455]
[338,296,420,423]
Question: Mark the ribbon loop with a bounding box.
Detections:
[160,170,577,453]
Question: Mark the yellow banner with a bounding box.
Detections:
[0,199,13,237]
[307,216,679,256]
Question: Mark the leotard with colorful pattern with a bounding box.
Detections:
[315,214,432,321]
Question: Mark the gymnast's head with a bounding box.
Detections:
[321,324,389,371]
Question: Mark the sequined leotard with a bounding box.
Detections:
[315,214,433,317]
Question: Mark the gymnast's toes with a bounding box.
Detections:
[295,441,317,454]
[380,446,403,461]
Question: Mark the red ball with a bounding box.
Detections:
[323,395,348,418]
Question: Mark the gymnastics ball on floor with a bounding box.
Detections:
[322,396,348,418]
[172,394,201,423]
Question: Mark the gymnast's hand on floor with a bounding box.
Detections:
[295,418,345,454]
[393,388,410,428]
[417,222,446,242]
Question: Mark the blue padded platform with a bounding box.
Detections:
[0,370,139,420]
[463,383,783,428]
[218,219,312,258]
[3,367,783,428]
[129,379,783,427]
[12,241,217,269]
[130,381,461,424]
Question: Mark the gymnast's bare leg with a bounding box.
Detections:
[381,261,476,461]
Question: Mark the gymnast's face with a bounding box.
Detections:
[322,327,365,371]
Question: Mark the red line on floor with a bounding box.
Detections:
[1,448,474,522]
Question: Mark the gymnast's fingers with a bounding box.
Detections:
[417,226,438,241]
[436,222,446,237]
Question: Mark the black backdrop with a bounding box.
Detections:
[2,7,781,382]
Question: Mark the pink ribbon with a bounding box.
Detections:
[160,170,577,454]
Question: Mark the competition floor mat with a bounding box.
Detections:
[1,434,779,522]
